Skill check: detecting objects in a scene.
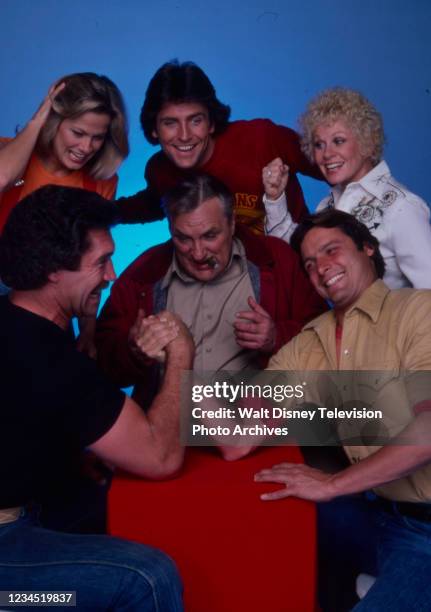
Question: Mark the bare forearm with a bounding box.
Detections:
[256,412,431,502]
[0,119,44,191]
[0,82,65,192]
[329,412,431,498]
[90,323,194,479]
[145,351,193,470]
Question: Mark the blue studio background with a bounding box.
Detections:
[1,0,430,293]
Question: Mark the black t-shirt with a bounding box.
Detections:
[0,296,124,508]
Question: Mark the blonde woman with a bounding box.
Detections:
[0,71,128,229]
[0,72,129,351]
[263,87,431,289]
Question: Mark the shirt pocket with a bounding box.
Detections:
[353,365,413,440]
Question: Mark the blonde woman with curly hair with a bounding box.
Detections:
[262,87,431,289]
[0,72,129,231]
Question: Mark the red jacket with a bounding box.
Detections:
[96,227,327,406]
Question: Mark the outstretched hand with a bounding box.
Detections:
[255,462,335,502]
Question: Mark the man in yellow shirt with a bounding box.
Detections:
[255,209,431,611]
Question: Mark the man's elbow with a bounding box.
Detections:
[142,446,185,480]
[219,444,257,461]
[158,449,185,479]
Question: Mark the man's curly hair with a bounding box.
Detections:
[0,185,118,290]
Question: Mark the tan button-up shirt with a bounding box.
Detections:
[164,239,259,371]
[268,280,431,502]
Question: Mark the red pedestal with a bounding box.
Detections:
[109,446,316,611]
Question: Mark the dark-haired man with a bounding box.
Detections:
[0,185,193,610]
[255,209,431,611]
[98,175,326,457]
[117,60,321,234]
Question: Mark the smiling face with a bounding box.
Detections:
[171,197,234,282]
[48,112,111,176]
[301,226,377,317]
[54,229,116,320]
[153,102,215,169]
[312,119,374,189]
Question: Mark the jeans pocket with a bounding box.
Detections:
[397,512,431,539]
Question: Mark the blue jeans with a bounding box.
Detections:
[318,494,431,612]
[0,511,183,611]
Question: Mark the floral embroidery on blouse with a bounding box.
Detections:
[352,196,383,229]
[351,190,398,230]
[381,190,398,207]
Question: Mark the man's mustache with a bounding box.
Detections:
[193,256,219,269]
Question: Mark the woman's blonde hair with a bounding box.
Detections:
[37,72,129,179]
[299,87,385,166]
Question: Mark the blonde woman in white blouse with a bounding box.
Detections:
[263,88,431,289]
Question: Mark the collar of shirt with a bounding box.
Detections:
[330,160,395,207]
[303,279,390,335]
[161,237,247,289]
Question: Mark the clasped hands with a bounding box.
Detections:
[129,297,275,362]
[128,309,193,364]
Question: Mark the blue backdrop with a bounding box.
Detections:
[1,0,430,282]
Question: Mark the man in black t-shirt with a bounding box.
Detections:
[0,185,193,611]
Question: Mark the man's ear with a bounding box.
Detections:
[209,122,215,135]
[364,242,375,257]
[152,128,159,142]
[230,215,236,235]
[47,271,60,284]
